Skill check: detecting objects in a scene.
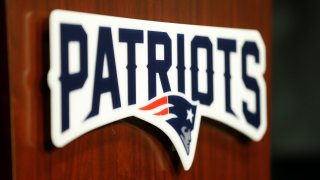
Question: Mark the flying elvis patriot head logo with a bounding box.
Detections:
[48,10,267,170]
[140,95,197,155]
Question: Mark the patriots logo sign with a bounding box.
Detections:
[48,10,267,170]
[140,95,198,154]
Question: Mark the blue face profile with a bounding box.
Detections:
[166,96,196,154]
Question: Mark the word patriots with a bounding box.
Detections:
[48,10,267,170]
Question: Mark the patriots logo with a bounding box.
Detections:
[140,95,197,154]
[49,10,267,171]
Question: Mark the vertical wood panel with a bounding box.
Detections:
[5,0,271,179]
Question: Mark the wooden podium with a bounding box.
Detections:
[0,0,271,179]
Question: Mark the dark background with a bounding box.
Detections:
[272,0,320,179]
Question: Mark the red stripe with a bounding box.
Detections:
[139,96,168,110]
[153,108,169,116]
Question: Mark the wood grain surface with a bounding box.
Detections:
[4,0,271,179]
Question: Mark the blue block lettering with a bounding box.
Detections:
[218,38,237,116]
[87,27,121,119]
[119,28,144,105]
[177,34,186,93]
[60,24,88,132]
[191,36,214,105]
[242,41,261,128]
[147,31,172,99]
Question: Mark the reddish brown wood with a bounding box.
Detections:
[5,0,271,179]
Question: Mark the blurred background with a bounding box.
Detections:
[272,0,320,179]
